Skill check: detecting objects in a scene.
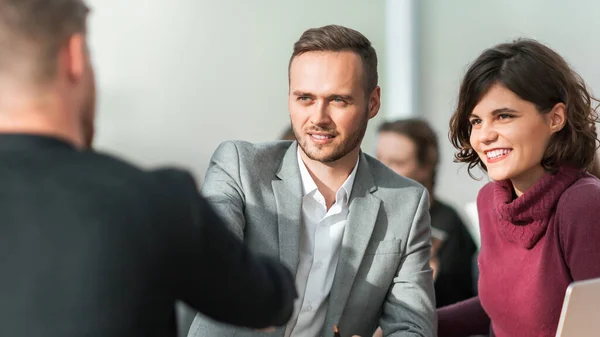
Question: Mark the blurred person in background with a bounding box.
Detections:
[0,1,297,336]
[376,119,477,307]
[437,38,600,337]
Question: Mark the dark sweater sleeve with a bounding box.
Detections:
[437,297,490,337]
[157,169,297,329]
[559,178,600,280]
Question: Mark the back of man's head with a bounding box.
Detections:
[0,0,95,148]
[0,0,89,84]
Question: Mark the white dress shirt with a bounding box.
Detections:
[284,149,359,337]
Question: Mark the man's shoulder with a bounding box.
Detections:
[214,139,291,157]
[83,150,155,177]
[81,150,197,194]
[216,139,292,154]
[211,140,294,172]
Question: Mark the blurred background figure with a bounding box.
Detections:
[376,119,477,307]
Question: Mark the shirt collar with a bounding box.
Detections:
[297,148,360,205]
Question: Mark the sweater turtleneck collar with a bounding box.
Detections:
[493,166,585,249]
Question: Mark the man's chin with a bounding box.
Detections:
[304,150,344,163]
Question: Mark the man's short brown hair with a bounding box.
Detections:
[289,24,378,95]
[449,38,599,177]
[0,0,90,81]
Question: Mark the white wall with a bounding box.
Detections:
[87,0,386,183]
[418,0,600,216]
[385,0,419,119]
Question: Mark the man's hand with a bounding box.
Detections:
[351,326,383,337]
[256,327,276,333]
[430,237,443,281]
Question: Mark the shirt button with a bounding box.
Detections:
[313,261,323,269]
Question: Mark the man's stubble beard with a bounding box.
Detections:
[294,109,369,163]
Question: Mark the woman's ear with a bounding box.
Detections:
[548,102,566,134]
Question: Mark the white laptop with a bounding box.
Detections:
[555,277,600,337]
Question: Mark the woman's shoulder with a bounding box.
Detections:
[559,174,600,204]
[476,181,496,206]
[557,173,600,222]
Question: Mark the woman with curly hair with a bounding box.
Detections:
[437,39,600,337]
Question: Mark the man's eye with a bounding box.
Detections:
[332,98,348,105]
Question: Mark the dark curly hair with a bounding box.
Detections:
[449,38,599,178]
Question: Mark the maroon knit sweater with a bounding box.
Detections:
[438,166,600,337]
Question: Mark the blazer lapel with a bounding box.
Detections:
[271,142,303,276]
[323,153,381,333]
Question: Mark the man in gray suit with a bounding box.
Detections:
[188,25,435,337]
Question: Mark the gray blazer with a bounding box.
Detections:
[188,141,436,337]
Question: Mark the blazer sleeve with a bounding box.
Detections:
[200,141,246,239]
[159,168,297,329]
[380,188,437,337]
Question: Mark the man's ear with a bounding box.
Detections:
[58,33,87,84]
[368,86,381,119]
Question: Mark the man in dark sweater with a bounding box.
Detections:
[376,119,477,307]
[0,1,296,336]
